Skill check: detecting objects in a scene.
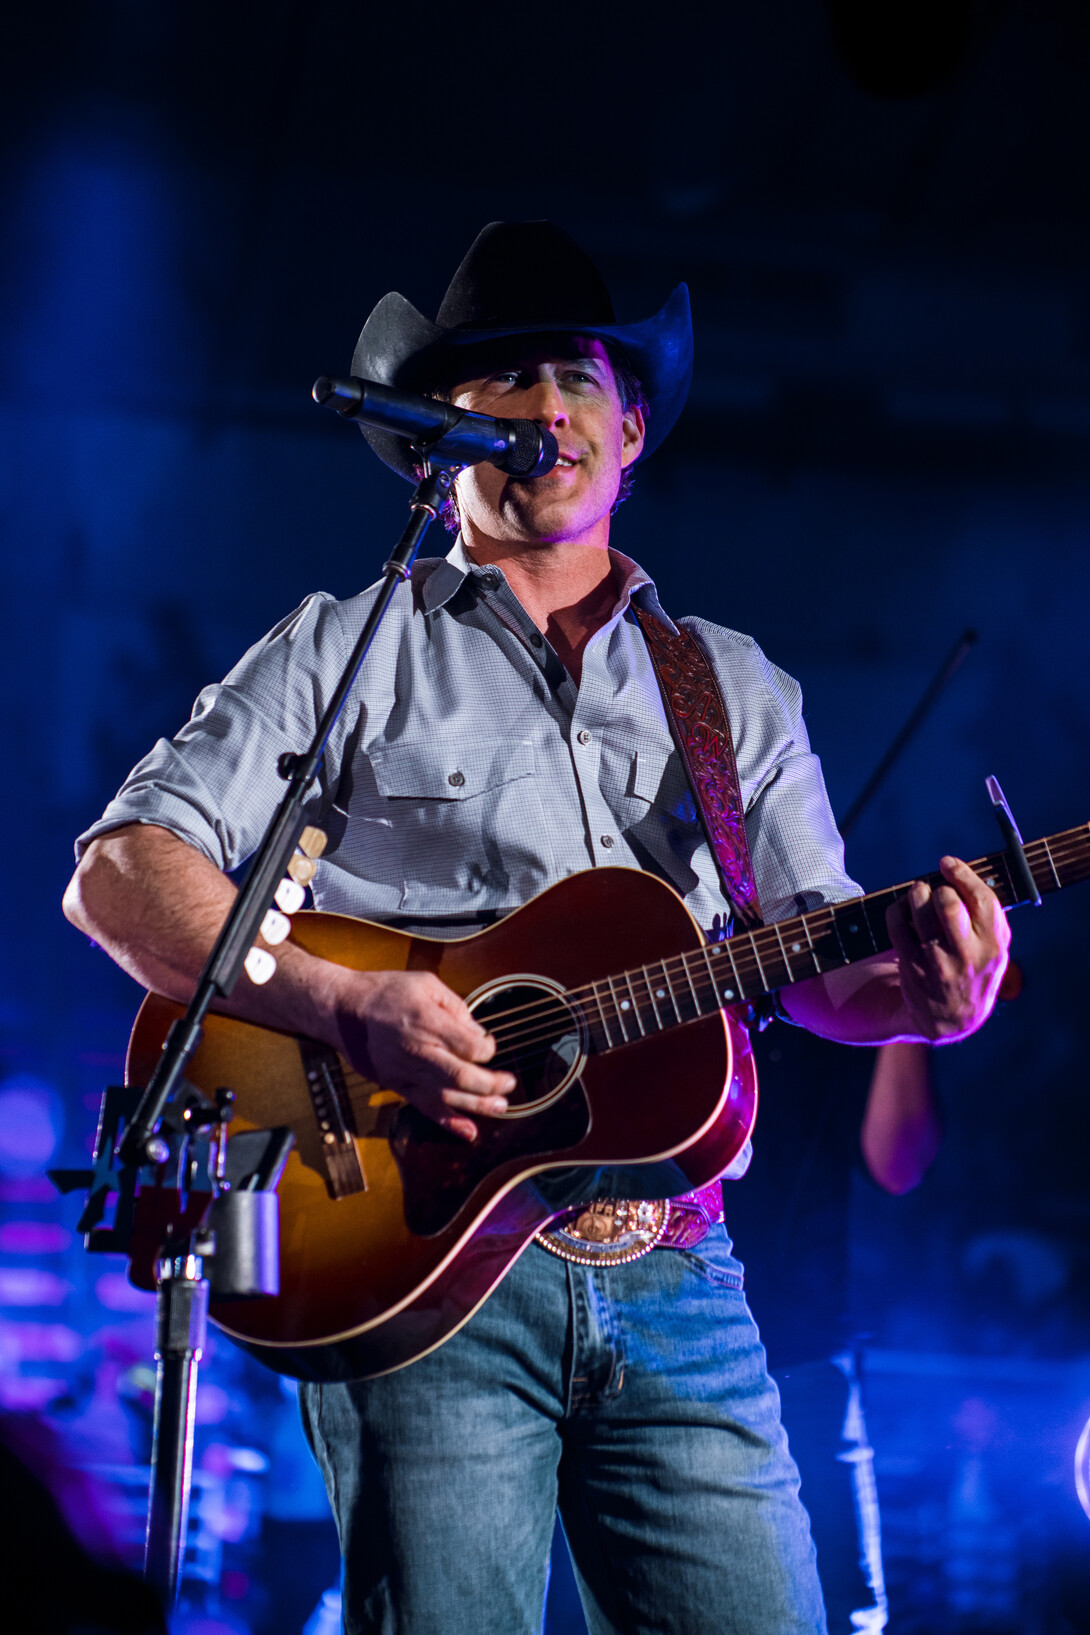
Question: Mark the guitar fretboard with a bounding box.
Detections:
[492,824,1090,1060]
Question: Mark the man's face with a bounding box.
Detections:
[446,337,645,548]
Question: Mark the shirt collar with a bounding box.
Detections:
[415,534,678,633]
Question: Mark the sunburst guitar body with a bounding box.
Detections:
[126,867,756,1383]
[125,818,1090,1383]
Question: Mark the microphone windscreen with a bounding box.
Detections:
[505,422,558,478]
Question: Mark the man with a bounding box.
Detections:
[64,222,1009,1635]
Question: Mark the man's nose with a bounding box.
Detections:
[522,379,569,429]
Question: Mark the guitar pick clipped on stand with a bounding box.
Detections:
[240,822,328,986]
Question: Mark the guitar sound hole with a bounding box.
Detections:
[470,982,584,1116]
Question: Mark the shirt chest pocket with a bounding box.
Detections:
[627,748,700,825]
[617,748,710,900]
[363,735,553,910]
[369,736,536,803]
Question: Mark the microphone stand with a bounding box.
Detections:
[65,441,462,1606]
[118,455,458,1172]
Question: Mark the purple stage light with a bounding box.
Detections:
[0,1222,72,1255]
[94,1272,156,1314]
[0,1318,81,1362]
[0,1268,72,1306]
[0,1375,69,1410]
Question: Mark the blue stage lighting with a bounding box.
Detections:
[0,1077,63,1177]
[1076,1415,1090,1524]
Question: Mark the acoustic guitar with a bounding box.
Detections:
[125,825,1089,1383]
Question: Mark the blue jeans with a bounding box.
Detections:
[299,1225,826,1635]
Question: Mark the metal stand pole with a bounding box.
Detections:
[145,1240,210,1603]
[118,462,455,1171]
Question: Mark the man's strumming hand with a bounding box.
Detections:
[64,826,515,1143]
[326,967,516,1144]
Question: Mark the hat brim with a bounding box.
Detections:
[348,284,693,482]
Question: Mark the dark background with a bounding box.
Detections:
[1,3,1089,1630]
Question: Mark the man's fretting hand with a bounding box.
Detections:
[886,855,1011,1043]
[327,968,516,1143]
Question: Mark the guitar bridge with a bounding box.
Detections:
[298,1039,367,1199]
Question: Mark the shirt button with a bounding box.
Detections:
[577,730,591,745]
[600,834,615,849]
[448,771,465,787]
[530,632,543,648]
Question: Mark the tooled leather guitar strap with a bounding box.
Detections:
[632,605,764,933]
[535,602,759,1267]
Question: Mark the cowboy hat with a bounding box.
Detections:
[349,220,693,480]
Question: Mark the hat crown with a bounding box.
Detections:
[435,220,617,331]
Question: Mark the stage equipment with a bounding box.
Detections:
[51,1084,292,1603]
[312,375,559,478]
[987,776,1042,908]
[54,404,473,1602]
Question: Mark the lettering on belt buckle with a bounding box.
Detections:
[534,1198,671,1267]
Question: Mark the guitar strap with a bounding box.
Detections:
[632,605,764,932]
[535,604,761,1267]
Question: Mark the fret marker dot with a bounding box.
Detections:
[656,989,665,999]
[791,943,801,953]
[723,988,735,1001]
[849,924,858,933]
[620,1000,631,1011]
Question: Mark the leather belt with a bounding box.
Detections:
[534,1181,724,1268]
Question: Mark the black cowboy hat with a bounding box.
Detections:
[349,220,693,481]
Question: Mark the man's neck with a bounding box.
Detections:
[460,534,620,686]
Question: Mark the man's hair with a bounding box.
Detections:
[417,337,648,533]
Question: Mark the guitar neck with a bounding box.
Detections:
[715,822,1090,1005]
[574,824,1090,1053]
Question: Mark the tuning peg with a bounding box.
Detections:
[275,876,306,914]
[244,947,277,986]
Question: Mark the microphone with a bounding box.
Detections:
[312,376,559,479]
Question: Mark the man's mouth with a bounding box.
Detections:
[553,453,580,468]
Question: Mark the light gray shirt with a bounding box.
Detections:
[78,541,861,936]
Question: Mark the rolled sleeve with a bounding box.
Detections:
[75,592,350,869]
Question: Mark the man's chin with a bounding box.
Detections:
[498,489,601,544]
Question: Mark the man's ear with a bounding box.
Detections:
[621,403,646,469]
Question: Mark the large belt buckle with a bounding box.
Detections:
[534,1197,671,1267]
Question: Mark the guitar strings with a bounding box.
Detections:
[434,832,1085,1054]
[462,831,1088,1062]
[506,829,1085,1058]
[333,830,1088,1077]
[396,832,1087,1061]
